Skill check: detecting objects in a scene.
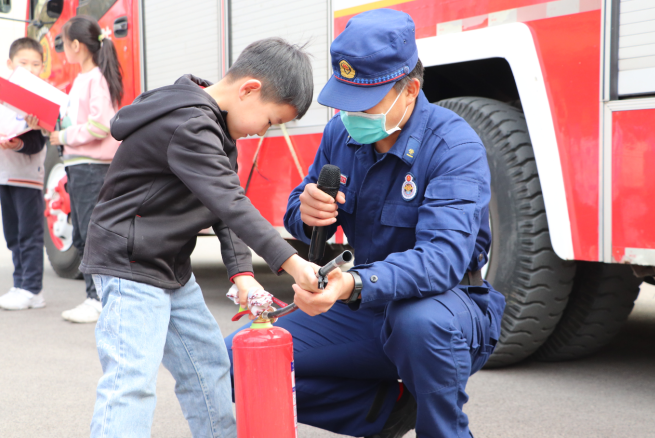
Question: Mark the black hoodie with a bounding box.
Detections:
[80,75,296,289]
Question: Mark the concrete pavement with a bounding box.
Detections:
[1,232,655,437]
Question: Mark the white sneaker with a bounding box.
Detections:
[0,288,46,310]
[62,298,102,323]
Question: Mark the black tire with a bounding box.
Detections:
[43,144,82,279]
[535,262,642,361]
[437,97,576,368]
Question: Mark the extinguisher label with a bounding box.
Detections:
[292,361,298,438]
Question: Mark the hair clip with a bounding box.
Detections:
[98,27,113,45]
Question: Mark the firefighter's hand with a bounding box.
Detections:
[25,115,40,130]
[299,183,346,227]
[292,268,354,316]
[49,131,62,146]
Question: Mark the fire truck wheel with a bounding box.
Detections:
[535,262,641,361]
[43,144,83,280]
[437,97,576,368]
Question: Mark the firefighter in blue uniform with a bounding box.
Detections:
[226,9,506,438]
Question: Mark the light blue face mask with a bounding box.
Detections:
[340,88,408,144]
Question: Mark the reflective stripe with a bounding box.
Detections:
[86,122,108,139]
[62,156,111,167]
[334,0,414,18]
[436,0,601,35]
[88,118,111,133]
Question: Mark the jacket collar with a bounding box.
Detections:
[175,75,232,140]
[346,90,430,165]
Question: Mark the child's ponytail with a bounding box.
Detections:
[63,16,123,107]
[96,35,123,107]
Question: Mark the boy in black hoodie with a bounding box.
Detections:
[80,38,325,437]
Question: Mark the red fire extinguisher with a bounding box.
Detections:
[231,250,353,438]
[233,320,297,438]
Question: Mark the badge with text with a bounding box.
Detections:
[402,173,417,201]
[340,173,348,185]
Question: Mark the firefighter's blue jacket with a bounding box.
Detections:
[285,91,502,316]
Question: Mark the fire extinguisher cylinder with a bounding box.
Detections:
[233,321,297,438]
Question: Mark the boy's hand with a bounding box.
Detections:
[233,275,264,308]
[299,183,346,227]
[25,115,40,130]
[292,268,355,316]
[0,138,23,151]
[49,131,62,146]
[282,254,321,293]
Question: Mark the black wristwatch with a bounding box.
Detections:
[341,271,362,304]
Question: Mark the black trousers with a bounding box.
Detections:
[0,185,44,294]
[66,163,109,300]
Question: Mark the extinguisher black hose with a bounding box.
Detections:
[265,302,298,318]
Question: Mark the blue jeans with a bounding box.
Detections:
[91,274,236,438]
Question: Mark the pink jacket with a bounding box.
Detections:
[60,67,120,160]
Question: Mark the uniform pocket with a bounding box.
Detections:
[423,178,480,234]
[471,343,495,374]
[338,189,357,214]
[425,178,479,202]
[380,202,419,228]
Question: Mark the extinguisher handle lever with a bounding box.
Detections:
[231,309,252,321]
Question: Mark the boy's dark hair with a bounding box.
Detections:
[394,58,424,92]
[226,38,314,119]
[63,16,123,107]
[9,37,43,60]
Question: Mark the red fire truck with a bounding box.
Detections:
[3,0,654,367]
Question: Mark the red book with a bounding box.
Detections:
[0,67,68,132]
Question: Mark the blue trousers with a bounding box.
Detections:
[225,285,504,438]
[0,185,44,294]
[66,164,109,300]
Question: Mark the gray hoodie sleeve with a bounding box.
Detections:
[167,113,297,274]
[212,220,254,280]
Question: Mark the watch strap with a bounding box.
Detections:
[342,271,362,304]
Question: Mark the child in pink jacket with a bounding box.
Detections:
[49,16,122,323]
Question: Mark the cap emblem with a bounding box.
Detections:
[339,60,356,79]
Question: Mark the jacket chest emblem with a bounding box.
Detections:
[402,173,417,201]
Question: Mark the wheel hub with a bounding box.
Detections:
[44,164,73,252]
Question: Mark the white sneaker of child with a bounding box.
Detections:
[62,298,102,323]
[0,287,17,308]
[0,288,46,310]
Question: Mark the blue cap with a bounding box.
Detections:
[318,9,418,112]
